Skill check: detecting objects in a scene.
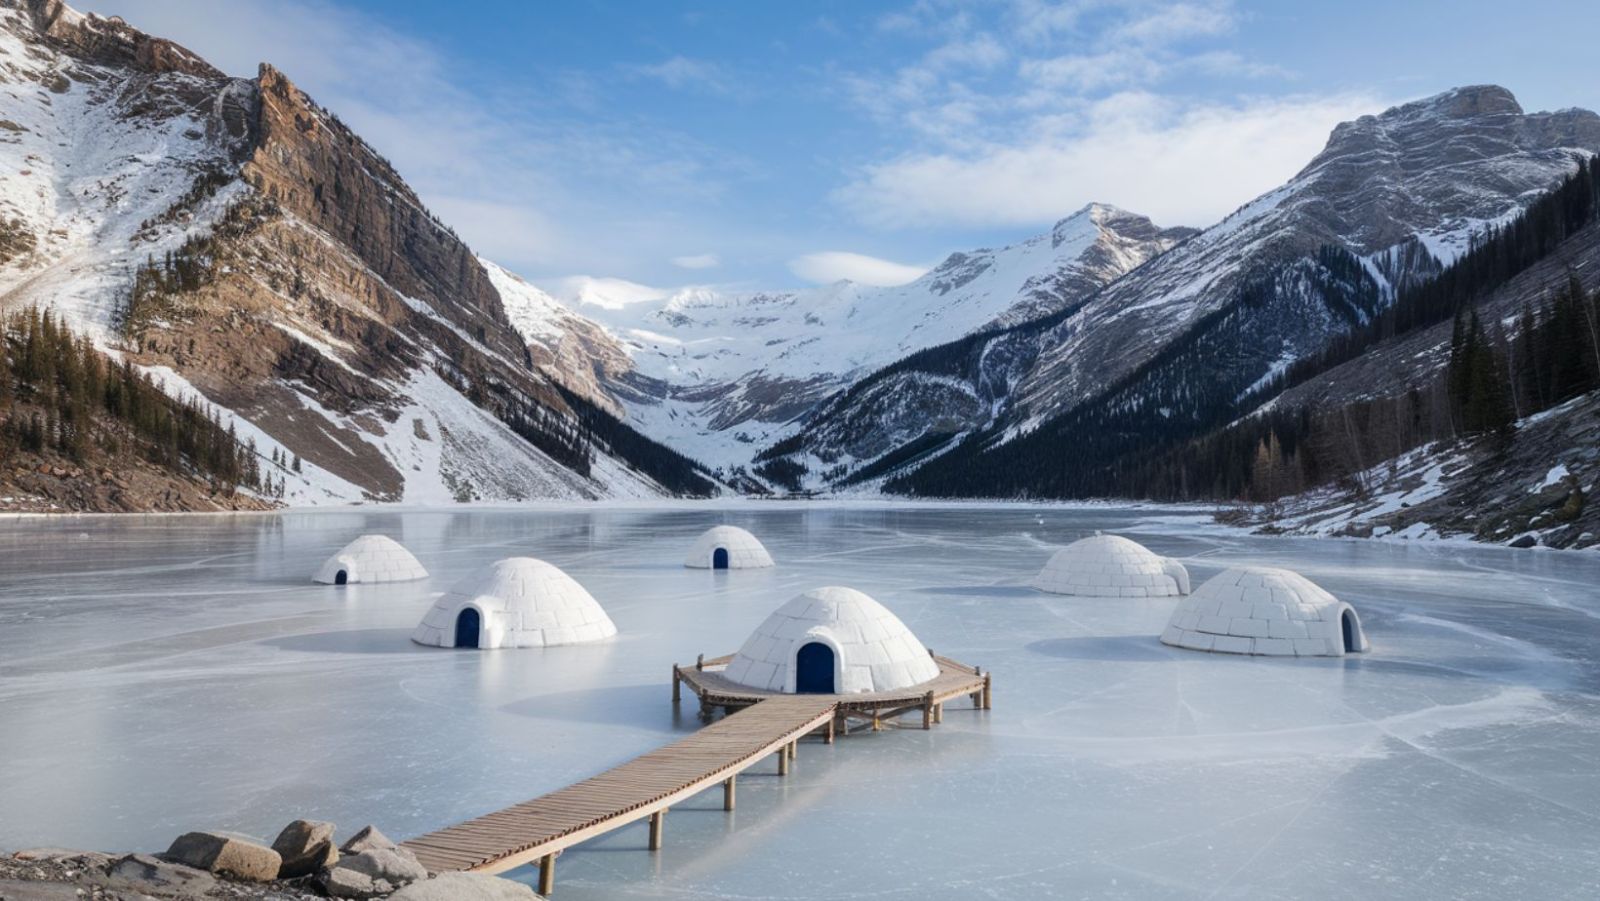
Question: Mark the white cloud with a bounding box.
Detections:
[671,253,721,270]
[788,251,928,286]
[834,91,1383,229]
[1112,2,1236,46]
[547,276,666,310]
[631,56,738,95]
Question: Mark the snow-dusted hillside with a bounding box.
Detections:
[0,1,703,506]
[739,87,1600,496]
[1013,86,1600,427]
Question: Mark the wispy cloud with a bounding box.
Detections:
[789,251,927,286]
[835,90,1380,229]
[671,253,721,270]
[831,0,1352,229]
[630,56,742,96]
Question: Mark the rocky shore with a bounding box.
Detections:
[0,823,536,901]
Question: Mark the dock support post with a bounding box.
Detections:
[723,775,736,811]
[825,718,836,744]
[922,691,934,730]
[671,667,681,703]
[649,810,666,851]
[777,747,789,776]
[934,702,943,724]
[983,672,992,709]
[787,740,796,761]
[538,854,555,896]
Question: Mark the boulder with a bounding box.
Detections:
[339,825,397,854]
[271,818,338,879]
[389,871,540,900]
[322,847,427,899]
[162,831,281,882]
[1508,533,1538,548]
[100,852,217,896]
[322,864,387,900]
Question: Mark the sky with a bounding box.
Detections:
[79,0,1600,293]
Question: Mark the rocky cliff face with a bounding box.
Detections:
[0,1,707,505]
[1010,86,1600,430]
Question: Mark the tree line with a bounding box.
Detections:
[0,308,260,492]
[887,155,1600,503]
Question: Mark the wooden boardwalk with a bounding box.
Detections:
[401,694,837,891]
[401,652,991,895]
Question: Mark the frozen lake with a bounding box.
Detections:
[2,504,1598,899]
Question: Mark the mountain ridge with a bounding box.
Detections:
[0,0,714,507]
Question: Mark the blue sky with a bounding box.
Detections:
[81,0,1600,291]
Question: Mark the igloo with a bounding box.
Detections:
[1160,566,1369,657]
[724,587,938,694]
[411,557,617,650]
[1032,533,1189,597]
[313,534,428,585]
[685,525,774,570]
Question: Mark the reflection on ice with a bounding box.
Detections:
[1,504,1598,898]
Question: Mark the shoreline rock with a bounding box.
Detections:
[163,831,282,883]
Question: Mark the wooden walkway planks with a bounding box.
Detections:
[401,694,837,877]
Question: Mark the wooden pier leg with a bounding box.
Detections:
[983,673,993,709]
[671,667,681,703]
[777,747,789,776]
[538,853,555,896]
[934,702,943,724]
[871,711,881,732]
[787,740,796,761]
[649,810,666,851]
[922,691,934,730]
[723,775,736,811]
[825,717,836,743]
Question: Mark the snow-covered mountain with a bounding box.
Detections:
[6,0,1596,518]
[1011,85,1600,427]
[773,85,1600,493]
[0,0,711,504]
[499,203,1192,473]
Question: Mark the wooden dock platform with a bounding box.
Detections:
[675,652,991,733]
[401,651,990,894]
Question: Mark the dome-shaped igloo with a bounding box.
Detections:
[313,534,428,585]
[1032,533,1189,597]
[1160,566,1368,657]
[723,587,938,694]
[684,525,774,570]
[411,557,617,649]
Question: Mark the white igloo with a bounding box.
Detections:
[723,587,939,694]
[1160,566,1369,657]
[685,525,774,570]
[411,557,617,650]
[313,534,428,585]
[1032,533,1189,597]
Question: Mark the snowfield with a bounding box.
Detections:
[2,505,1597,899]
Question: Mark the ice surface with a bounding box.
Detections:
[2,505,1599,899]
